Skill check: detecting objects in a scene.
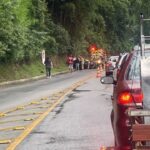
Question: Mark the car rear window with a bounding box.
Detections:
[109,56,119,61]
[119,54,128,67]
[126,53,141,81]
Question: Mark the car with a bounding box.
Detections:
[89,61,96,69]
[105,55,119,76]
[113,53,129,83]
[84,59,90,69]
[100,49,143,148]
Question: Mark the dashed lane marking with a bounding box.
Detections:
[0,126,25,132]
[0,75,93,150]
[0,140,11,144]
[6,89,74,150]
[0,118,35,124]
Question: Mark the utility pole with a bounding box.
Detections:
[140,13,150,58]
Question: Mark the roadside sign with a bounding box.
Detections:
[41,49,45,65]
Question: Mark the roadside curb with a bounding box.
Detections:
[0,70,69,88]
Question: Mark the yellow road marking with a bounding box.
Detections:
[16,106,24,110]
[4,104,29,114]
[0,118,34,124]
[24,118,34,121]
[6,91,71,150]
[33,112,44,115]
[0,140,11,144]
[40,97,48,100]
[6,112,43,117]
[38,106,49,108]
[30,101,40,105]
[0,112,6,117]
[13,127,25,130]
[0,126,25,131]
[6,80,87,150]
[6,76,92,150]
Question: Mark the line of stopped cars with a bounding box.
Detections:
[100,46,150,149]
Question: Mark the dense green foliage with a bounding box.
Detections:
[0,56,68,82]
[0,0,150,63]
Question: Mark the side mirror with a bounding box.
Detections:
[100,76,114,84]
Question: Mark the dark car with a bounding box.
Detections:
[84,59,90,69]
[89,61,96,69]
[101,49,144,148]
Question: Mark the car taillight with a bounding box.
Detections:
[118,92,133,105]
[106,62,112,67]
[118,91,143,105]
[132,92,143,103]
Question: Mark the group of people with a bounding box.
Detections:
[66,54,87,72]
[44,54,92,79]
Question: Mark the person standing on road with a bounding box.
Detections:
[80,56,84,70]
[44,56,53,78]
[75,57,80,71]
[67,54,74,72]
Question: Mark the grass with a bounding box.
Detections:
[0,57,68,82]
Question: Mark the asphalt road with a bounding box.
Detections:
[14,72,114,150]
[0,70,114,150]
[0,70,94,112]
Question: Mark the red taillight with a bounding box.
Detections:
[132,92,143,103]
[106,63,109,67]
[118,91,143,105]
[106,62,112,67]
[118,92,133,105]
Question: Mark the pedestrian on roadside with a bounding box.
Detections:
[80,56,84,70]
[44,56,53,78]
[73,56,76,70]
[75,57,80,71]
[67,54,74,72]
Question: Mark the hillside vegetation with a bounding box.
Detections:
[0,0,150,81]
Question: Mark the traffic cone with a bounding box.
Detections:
[96,67,101,78]
[99,65,103,72]
[100,146,115,150]
[100,146,107,150]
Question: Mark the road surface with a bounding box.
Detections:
[0,70,114,150]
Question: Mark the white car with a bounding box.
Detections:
[108,56,119,67]
[105,55,119,76]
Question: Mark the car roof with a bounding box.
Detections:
[109,55,119,59]
[117,51,134,80]
[115,50,141,93]
[116,53,129,67]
